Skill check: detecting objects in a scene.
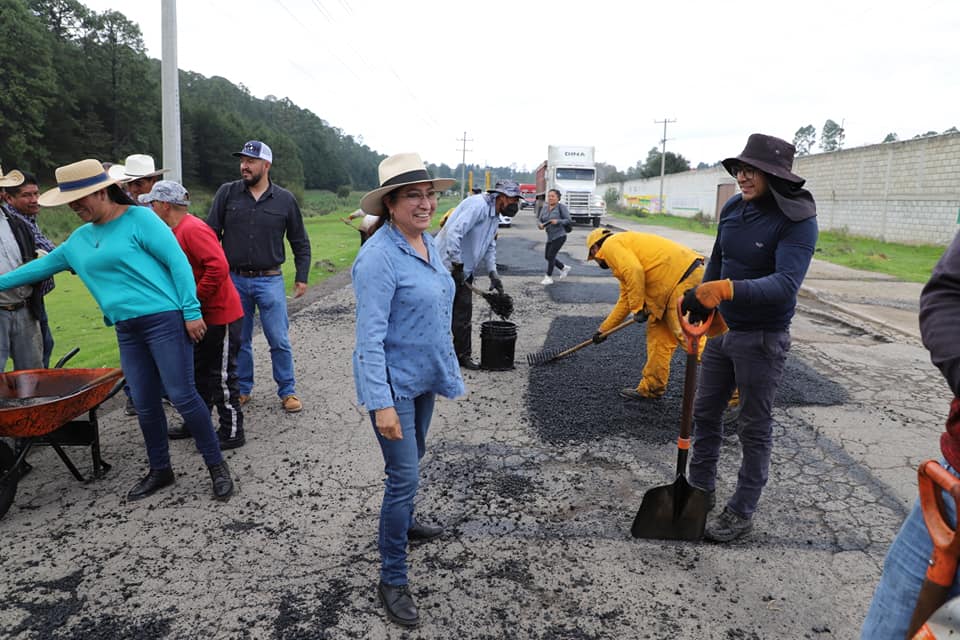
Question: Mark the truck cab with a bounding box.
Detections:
[535,146,605,227]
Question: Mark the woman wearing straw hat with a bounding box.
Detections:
[351,153,464,627]
[0,159,234,502]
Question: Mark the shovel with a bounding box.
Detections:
[631,301,713,541]
[907,460,960,638]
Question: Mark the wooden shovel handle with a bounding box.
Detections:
[554,318,637,360]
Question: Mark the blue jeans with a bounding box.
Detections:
[370,393,435,586]
[0,306,42,371]
[231,273,296,397]
[688,329,790,518]
[861,459,960,639]
[115,310,223,469]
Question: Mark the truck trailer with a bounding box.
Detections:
[535,145,605,227]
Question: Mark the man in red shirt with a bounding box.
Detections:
[141,181,246,449]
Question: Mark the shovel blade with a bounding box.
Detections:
[631,475,708,541]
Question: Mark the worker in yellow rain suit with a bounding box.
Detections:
[586,228,723,400]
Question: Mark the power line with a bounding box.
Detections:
[654,118,676,214]
[456,132,473,198]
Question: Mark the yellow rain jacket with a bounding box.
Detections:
[595,232,711,398]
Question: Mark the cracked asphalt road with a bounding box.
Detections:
[0,214,945,639]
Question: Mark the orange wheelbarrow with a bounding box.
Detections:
[0,349,124,520]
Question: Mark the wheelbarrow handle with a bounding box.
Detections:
[907,460,960,638]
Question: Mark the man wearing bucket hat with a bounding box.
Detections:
[352,153,464,627]
[0,166,43,372]
[680,133,818,542]
[207,140,311,413]
[434,179,522,369]
[585,227,714,400]
[108,154,170,201]
[0,159,234,501]
[141,181,246,450]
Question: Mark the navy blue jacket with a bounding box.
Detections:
[704,194,818,331]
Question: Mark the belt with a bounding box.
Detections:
[0,301,26,312]
[231,268,282,277]
[680,258,705,283]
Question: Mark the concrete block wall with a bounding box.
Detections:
[600,132,960,245]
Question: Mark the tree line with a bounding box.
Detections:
[0,0,387,198]
[793,120,959,155]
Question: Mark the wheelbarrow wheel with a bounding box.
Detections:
[0,440,18,519]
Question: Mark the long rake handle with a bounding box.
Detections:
[549,318,637,361]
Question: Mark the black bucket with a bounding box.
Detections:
[480,320,517,371]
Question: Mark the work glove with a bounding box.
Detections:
[633,310,649,325]
[451,262,466,287]
[681,288,712,325]
[591,331,607,345]
[693,279,734,309]
[489,271,504,294]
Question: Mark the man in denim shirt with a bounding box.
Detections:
[434,180,521,369]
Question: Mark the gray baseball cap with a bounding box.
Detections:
[138,180,191,206]
[488,179,522,198]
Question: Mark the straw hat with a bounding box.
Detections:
[38,159,120,207]
[0,165,25,188]
[107,154,169,182]
[360,153,455,216]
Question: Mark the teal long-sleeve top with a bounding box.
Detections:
[0,206,201,326]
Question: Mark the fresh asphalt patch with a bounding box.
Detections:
[494,234,605,278]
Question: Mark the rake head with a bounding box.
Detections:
[526,347,564,366]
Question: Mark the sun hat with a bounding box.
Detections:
[488,179,522,198]
[232,140,273,163]
[38,159,121,207]
[0,165,25,188]
[360,153,456,216]
[107,154,170,182]
[138,180,191,206]
[721,133,804,185]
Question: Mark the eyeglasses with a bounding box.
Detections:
[399,189,438,203]
[729,164,759,179]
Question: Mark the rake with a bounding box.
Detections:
[468,283,514,319]
[526,318,636,366]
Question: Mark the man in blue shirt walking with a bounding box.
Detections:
[435,180,522,369]
[681,133,818,542]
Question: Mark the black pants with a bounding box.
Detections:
[452,275,474,361]
[194,319,244,438]
[544,236,567,275]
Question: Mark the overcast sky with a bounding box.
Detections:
[81,0,958,173]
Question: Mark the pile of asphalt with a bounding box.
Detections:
[525,315,848,445]
[494,236,600,278]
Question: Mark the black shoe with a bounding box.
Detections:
[208,461,234,500]
[218,430,246,450]
[377,581,419,627]
[704,507,754,542]
[127,467,175,501]
[408,520,443,543]
[459,357,481,370]
[168,422,191,440]
[124,397,137,417]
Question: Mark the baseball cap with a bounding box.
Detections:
[488,179,522,198]
[138,180,191,206]
[233,140,273,163]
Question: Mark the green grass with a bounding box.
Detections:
[38,190,463,368]
[608,209,945,283]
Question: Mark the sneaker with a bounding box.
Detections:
[540,275,554,285]
[558,264,572,280]
[282,395,303,413]
[207,461,234,500]
[704,507,753,542]
[237,394,251,406]
[124,396,137,417]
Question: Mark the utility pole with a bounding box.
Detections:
[456,131,472,199]
[655,117,676,214]
[161,0,182,182]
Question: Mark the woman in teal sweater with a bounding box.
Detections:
[0,159,233,501]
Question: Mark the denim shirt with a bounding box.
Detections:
[352,223,465,410]
[434,193,499,277]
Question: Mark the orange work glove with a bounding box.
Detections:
[694,279,734,309]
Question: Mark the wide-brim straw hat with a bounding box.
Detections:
[107,154,169,182]
[38,159,121,207]
[0,165,25,188]
[360,153,455,217]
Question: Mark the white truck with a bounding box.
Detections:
[534,145,605,227]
